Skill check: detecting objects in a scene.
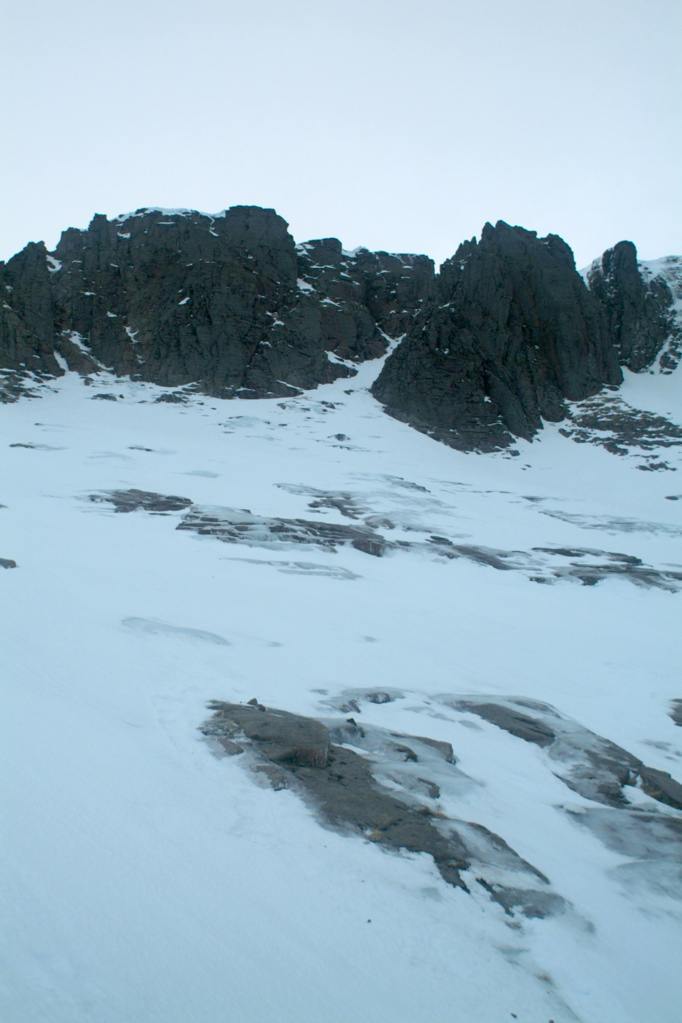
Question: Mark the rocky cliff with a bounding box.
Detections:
[0,206,434,399]
[1,207,678,449]
[585,242,681,373]
[372,226,680,450]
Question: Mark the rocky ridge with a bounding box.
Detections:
[0,206,434,400]
[1,207,679,450]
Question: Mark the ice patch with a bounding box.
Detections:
[122,617,231,645]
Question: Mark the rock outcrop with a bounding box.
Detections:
[202,699,567,914]
[85,487,682,591]
[371,222,623,450]
[296,237,435,360]
[0,207,434,399]
[585,242,679,372]
[1,206,679,450]
[451,695,682,811]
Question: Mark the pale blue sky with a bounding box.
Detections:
[2,0,680,268]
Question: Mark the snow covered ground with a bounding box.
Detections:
[1,352,681,1023]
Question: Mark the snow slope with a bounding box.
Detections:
[1,351,681,1023]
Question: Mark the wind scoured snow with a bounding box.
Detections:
[1,349,681,1023]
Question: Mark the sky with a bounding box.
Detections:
[2,0,680,269]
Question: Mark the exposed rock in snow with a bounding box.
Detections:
[2,208,679,455]
[202,700,568,917]
[86,487,682,591]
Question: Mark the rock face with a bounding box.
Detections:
[0,207,434,399]
[1,206,679,449]
[372,222,623,451]
[296,238,435,360]
[585,242,679,372]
